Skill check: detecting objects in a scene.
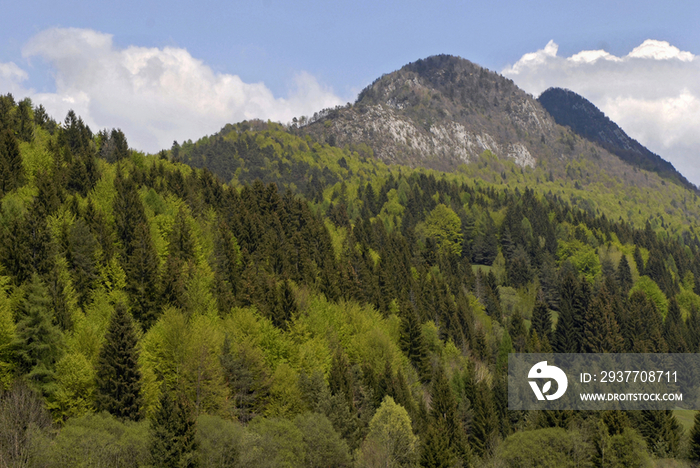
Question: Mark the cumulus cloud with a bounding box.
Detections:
[2,27,344,152]
[503,39,700,186]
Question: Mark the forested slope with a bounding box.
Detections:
[1,94,700,467]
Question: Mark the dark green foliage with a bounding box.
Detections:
[553,272,585,353]
[616,255,633,294]
[663,298,688,352]
[95,303,143,421]
[428,367,470,466]
[0,129,25,196]
[399,308,430,381]
[13,274,63,393]
[582,285,624,353]
[220,336,269,423]
[420,424,455,468]
[531,293,552,343]
[626,291,667,352]
[470,380,498,458]
[689,411,700,462]
[149,389,199,468]
[636,409,681,457]
[126,222,160,328]
[64,218,99,308]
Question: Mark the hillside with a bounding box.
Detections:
[538,87,696,192]
[0,79,700,466]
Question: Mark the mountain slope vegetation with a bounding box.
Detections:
[538,86,696,192]
[0,61,699,467]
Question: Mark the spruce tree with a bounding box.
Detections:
[0,129,25,196]
[13,274,63,393]
[95,303,143,421]
[582,286,624,353]
[689,411,700,462]
[126,221,160,328]
[616,255,633,294]
[150,389,199,468]
[531,293,553,343]
[663,298,688,353]
[430,367,470,466]
[399,308,430,382]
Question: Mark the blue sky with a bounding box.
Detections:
[2,0,700,183]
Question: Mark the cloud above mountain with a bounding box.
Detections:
[1,27,344,153]
[503,39,700,186]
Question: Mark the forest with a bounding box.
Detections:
[2,93,700,467]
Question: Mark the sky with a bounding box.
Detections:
[1,1,699,184]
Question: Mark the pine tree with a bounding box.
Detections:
[13,274,63,393]
[582,286,624,353]
[616,255,633,294]
[429,367,470,466]
[689,411,700,462]
[633,246,645,277]
[531,293,553,343]
[420,424,455,468]
[663,298,688,353]
[399,307,430,382]
[0,129,25,196]
[149,389,199,468]
[95,303,143,421]
[553,272,583,353]
[126,221,160,328]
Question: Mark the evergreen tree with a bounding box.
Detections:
[633,246,645,277]
[553,272,583,353]
[420,424,455,468]
[0,129,25,196]
[663,298,688,353]
[13,274,63,393]
[582,285,624,353]
[399,308,430,382]
[689,411,700,463]
[126,221,160,328]
[149,389,199,468]
[531,293,553,343]
[95,303,143,421]
[616,255,633,294]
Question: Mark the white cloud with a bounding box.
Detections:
[503,39,700,186]
[2,27,344,153]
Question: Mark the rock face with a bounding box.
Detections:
[538,87,696,191]
[301,55,569,171]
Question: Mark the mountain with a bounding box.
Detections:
[538,87,696,192]
[179,55,700,234]
[300,54,555,170]
[1,64,700,466]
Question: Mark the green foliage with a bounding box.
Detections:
[495,428,593,467]
[422,204,462,256]
[357,396,417,467]
[630,276,669,318]
[95,303,143,421]
[0,276,15,389]
[149,389,199,468]
[38,412,149,467]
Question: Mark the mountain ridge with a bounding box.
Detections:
[538,87,696,192]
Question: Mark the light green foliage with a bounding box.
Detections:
[47,352,96,421]
[630,276,669,318]
[0,276,15,389]
[356,396,417,468]
[558,238,601,282]
[68,291,115,365]
[140,308,227,418]
[324,219,347,262]
[197,414,244,468]
[292,296,404,377]
[248,417,306,468]
[266,363,305,418]
[36,412,149,467]
[294,412,351,468]
[422,203,462,256]
[496,427,593,467]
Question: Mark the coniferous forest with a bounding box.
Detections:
[2,92,700,468]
